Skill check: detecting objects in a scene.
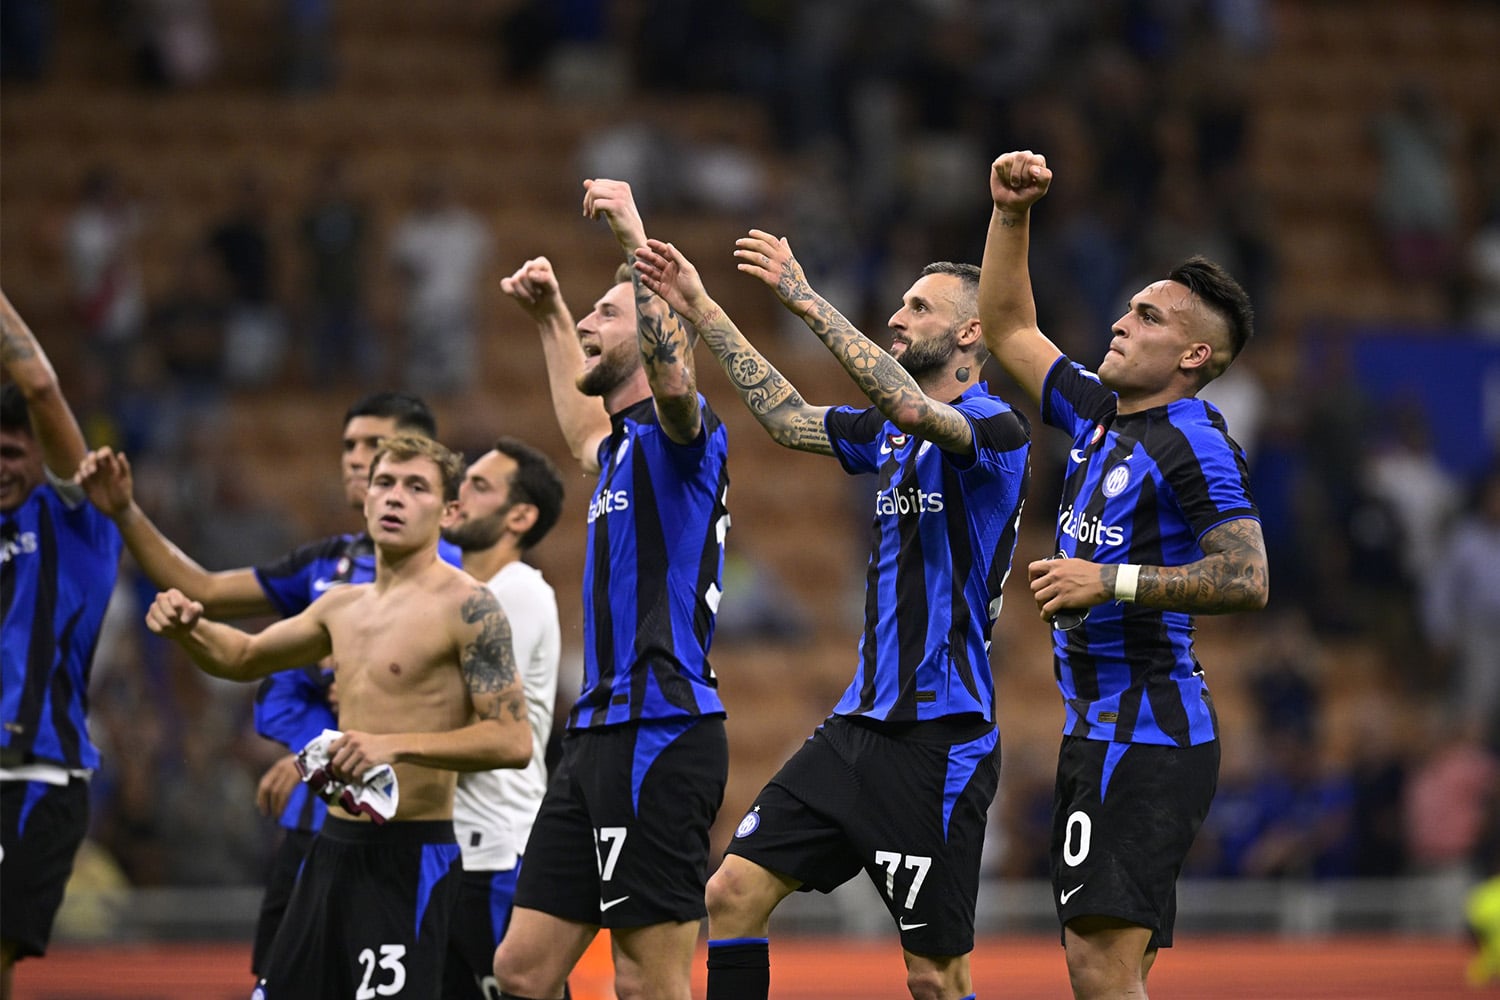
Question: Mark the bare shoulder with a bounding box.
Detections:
[311,581,371,619]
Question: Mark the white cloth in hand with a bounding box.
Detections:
[295,728,400,824]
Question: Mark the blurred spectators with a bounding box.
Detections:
[209,171,289,387]
[1403,712,1499,878]
[67,165,146,393]
[0,0,55,82]
[126,0,219,90]
[1369,83,1463,315]
[387,167,492,396]
[298,155,374,386]
[150,242,227,393]
[279,0,334,94]
[1423,465,1500,729]
[1362,400,1463,587]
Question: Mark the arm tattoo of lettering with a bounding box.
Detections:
[1135,518,1268,613]
[460,588,519,711]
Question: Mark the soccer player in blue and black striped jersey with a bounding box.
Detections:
[492,179,730,1000]
[0,291,123,995]
[636,232,1030,1000]
[980,150,1269,1000]
[77,390,459,978]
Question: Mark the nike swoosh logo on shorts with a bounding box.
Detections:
[897,919,927,931]
[600,896,630,912]
[1060,885,1083,905]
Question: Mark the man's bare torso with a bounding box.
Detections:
[321,559,478,821]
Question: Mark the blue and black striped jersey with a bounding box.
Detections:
[252,532,462,830]
[572,396,730,729]
[1042,358,1259,747]
[1,480,122,771]
[825,383,1030,723]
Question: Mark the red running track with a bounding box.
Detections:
[10,934,1478,999]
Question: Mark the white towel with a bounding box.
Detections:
[295,729,400,824]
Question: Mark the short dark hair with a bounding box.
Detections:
[493,436,565,550]
[1168,256,1254,373]
[371,434,465,502]
[0,384,31,435]
[344,391,438,438]
[921,261,981,317]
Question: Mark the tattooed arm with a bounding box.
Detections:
[584,178,703,444]
[338,585,532,775]
[1026,518,1269,621]
[977,151,1065,409]
[635,239,834,456]
[0,289,88,478]
[733,230,976,456]
[1120,518,1269,613]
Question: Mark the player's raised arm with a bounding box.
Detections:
[500,256,611,473]
[735,229,977,457]
[0,289,87,479]
[146,587,333,682]
[79,446,276,618]
[636,238,833,456]
[585,178,702,445]
[977,150,1066,408]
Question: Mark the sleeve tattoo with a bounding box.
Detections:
[698,313,834,455]
[802,297,971,449]
[460,588,526,722]
[1134,518,1268,613]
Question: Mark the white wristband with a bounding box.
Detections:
[1114,564,1141,603]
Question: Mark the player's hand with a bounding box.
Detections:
[145,588,203,637]
[77,446,135,517]
[634,240,714,325]
[734,230,817,316]
[256,755,302,817]
[582,178,647,252]
[990,150,1052,215]
[500,256,564,322]
[326,730,399,782]
[1027,556,1106,623]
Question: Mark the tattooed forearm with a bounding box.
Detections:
[802,294,972,452]
[723,349,798,415]
[1130,519,1269,613]
[0,319,37,365]
[771,411,834,455]
[461,588,519,693]
[638,312,682,369]
[695,307,833,453]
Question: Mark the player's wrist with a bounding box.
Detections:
[1114,564,1141,602]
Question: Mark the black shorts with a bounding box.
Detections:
[251,828,317,975]
[442,864,520,999]
[514,717,727,928]
[725,715,1000,958]
[0,778,89,960]
[255,817,462,1000]
[1050,735,1220,948]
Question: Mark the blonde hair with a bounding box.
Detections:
[370,434,465,501]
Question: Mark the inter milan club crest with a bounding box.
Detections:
[1102,462,1131,498]
[735,806,761,838]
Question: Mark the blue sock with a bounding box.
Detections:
[706,937,769,1000]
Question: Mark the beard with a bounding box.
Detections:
[895,328,959,379]
[576,346,637,398]
[442,510,506,552]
